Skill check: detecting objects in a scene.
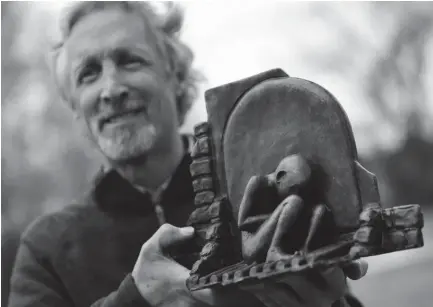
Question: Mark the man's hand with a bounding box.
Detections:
[240,260,368,307]
[132,223,262,307]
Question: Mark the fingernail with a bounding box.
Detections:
[359,260,368,277]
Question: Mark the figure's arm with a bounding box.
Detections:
[266,195,304,262]
[302,203,328,254]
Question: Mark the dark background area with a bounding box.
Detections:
[2,2,433,306]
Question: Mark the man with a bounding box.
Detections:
[8,2,366,307]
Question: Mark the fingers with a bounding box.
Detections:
[342,259,368,280]
[154,224,195,251]
[269,267,347,307]
[192,285,262,307]
[252,260,367,307]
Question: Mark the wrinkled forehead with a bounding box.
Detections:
[54,8,158,96]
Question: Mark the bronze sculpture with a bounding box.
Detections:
[180,68,424,291]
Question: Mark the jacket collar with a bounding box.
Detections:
[91,152,194,216]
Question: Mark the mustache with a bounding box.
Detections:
[99,103,148,127]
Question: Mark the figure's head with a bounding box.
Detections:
[49,1,201,164]
[274,154,311,197]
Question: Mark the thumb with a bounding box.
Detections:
[155,224,195,251]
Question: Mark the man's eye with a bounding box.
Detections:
[78,68,99,84]
[118,55,146,69]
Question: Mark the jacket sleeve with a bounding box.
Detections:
[332,290,364,307]
[8,239,150,307]
[7,209,155,307]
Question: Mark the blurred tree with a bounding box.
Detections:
[365,2,433,207]
[1,4,100,304]
[367,2,433,141]
[2,2,101,227]
[1,2,26,105]
[306,2,433,207]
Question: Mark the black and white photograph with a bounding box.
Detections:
[2,1,433,307]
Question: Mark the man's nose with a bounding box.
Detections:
[100,75,129,105]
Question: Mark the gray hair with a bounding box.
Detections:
[49,1,202,125]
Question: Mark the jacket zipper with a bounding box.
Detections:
[154,202,166,225]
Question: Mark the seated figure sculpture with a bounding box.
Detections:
[184,68,424,292]
[238,154,328,263]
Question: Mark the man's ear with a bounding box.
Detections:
[172,82,184,127]
[176,100,185,128]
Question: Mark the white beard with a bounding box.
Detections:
[96,123,157,162]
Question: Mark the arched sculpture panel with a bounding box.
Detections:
[182,69,424,291]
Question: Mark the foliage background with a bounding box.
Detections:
[2,2,433,306]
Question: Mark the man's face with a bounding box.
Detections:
[63,8,180,163]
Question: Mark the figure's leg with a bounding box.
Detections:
[241,200,287,262]
[238,175,272,231]
[266,195,304,262]
[302,203,328,254]
[238,175,284,263]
